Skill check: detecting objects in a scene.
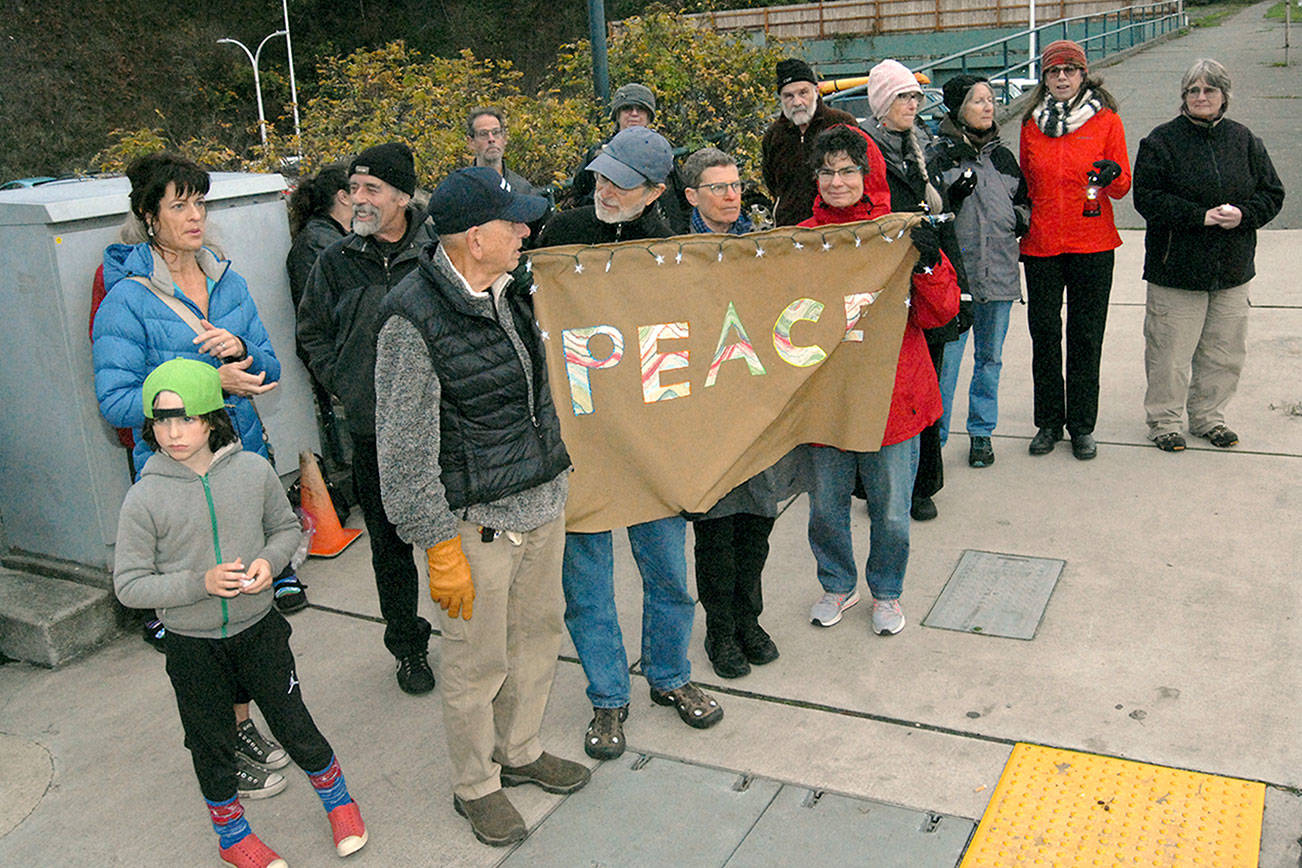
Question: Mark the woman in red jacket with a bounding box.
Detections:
[799,125,959,635]
[1020,40,1130,460]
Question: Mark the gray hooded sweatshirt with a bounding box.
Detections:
[113,443,300,639]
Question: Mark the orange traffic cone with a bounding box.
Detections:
[299,451,363,557]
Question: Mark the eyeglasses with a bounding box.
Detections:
[472,127,505,140]
[895,91,924,103]
[693,181,743,196]
[1184,86,1220,97]
[816,166,865,181]
[1046,66,1083,78]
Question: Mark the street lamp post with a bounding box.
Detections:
[281,0,302,149]
[217,30,287,145]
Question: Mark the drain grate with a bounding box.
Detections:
[923,549,1064,639]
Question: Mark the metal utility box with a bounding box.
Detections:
[0,173,320,569]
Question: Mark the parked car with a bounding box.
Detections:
[0,176,56,191]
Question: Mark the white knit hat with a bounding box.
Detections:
[867,59,919,120]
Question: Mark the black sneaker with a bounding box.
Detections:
[235,718,290,770]
[584,705,629,760]
[141,619,166,653]
[235,753,287,799]
[272,575,309,614]
[968,436,995,468]
[910,495,938,521]
[736,622,779,666]
[396,652,435,695]
[704,632,750,679]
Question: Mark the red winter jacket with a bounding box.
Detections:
[799,130,959,446]
[1019,108,1130,256]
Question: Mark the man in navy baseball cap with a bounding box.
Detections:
[374,164,584,847]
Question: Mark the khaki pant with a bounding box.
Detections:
[1143,282,1250,438]
[438,514,566,799]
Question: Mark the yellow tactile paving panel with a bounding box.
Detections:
[961,743,1264,867]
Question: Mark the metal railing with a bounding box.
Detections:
[912,1,1185,95]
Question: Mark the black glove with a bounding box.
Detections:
[947,169,977,211]
[910,221,941,269]
[1090,159,1122,188]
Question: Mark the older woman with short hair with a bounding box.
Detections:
[1133,58,1284,451]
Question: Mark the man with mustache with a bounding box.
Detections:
[761,58,856,226]
[297,142,439,696]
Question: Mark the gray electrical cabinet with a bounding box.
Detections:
[0,173,320,570]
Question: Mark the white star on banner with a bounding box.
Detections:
[525,259,533,272]
[575,263,584,274]
[528,283,538,295]
[540,329,550,341]
[654,254,664,266]
[793,241,804,250]
[922,265,933,275]
[821,241,832,251]
[675,252,683,264]
[754,247,765,258]
[854,237,862,247]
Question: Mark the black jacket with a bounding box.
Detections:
[761,100,857,226]
[296,206,437,435]
[377,250,569,510]
[286,215,346,365]
[537,202,673,247]
[1134,114,1284,292]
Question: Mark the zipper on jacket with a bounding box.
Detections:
[200,475,229,637]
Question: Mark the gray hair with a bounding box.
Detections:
[1181,58,1231,112]
[466,106,505,138]
[681,147,736,189]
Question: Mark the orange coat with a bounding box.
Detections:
[1019,108,1130,257]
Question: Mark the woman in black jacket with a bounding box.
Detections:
[1133,58,1284,451]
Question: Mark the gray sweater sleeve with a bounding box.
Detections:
[112,490,210,610]
[375,315,458,550]
[256,462,303,575]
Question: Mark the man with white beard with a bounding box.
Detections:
[297,142,440,695]
[760,58,856,226]
[537,127,726,762]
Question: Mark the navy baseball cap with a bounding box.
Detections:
[426,167,548,235]
[585,127,673,188]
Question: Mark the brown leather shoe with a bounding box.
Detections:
[453,790,526,846]
[500,752,591,794]
[650,682,723,729]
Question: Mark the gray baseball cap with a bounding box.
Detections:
[585,127,673,188]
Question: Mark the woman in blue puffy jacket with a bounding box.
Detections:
[93,152,280,477]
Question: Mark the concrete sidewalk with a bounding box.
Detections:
[2,6,1299,866]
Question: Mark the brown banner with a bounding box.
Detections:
[530,214,920,533]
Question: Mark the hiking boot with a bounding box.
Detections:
[218,832,287,868]
[453,790,526,847]
[395,652,435,695]
[235,719,289,770]
[1199,424,1238,448]
[650,682,723,729]
[736,622,779,666]
[810,589,860,627]
[910,495,938,521]
[1029,426,1063,455]
[968,436,995,467]
[272,575,309,614]
[327,800,368,857]
[871,599,905,635]
[500,752,591,794]
[704,631,750,679]
[235,754,286,800]
[584,705,628,760]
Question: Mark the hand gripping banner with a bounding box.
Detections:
[530,214,921,533]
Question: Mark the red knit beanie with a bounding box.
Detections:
[1041,40,1087,71]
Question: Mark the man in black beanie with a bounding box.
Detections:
[297,142,440,696]
[761,57,855,226]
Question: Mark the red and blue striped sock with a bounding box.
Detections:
[306,755,352,812]
[206,795,251,849]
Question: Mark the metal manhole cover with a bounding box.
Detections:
[923,549,1064,639]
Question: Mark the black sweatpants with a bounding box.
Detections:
[692,513,777,637]
[1024,251,1115,436]
[912,339,947,501]
[350,432,432,660]
[164,610,333,802]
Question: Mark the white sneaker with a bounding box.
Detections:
[810,589,861,627]
[871,599,905,635]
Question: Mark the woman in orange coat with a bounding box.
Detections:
[1019,40,1130,460]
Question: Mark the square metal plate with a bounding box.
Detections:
[922,549,1065,639]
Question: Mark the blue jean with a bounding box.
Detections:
[939,300,1013,444]
[562,516,694,708]
[806,437,919,602]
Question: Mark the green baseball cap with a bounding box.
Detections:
[142,358,225,418]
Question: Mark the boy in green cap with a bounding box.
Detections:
[113,358,367,868]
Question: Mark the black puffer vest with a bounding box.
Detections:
[379,248,570,510]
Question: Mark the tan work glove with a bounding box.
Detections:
[426,536,474,620]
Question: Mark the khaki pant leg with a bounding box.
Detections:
[491,514,566,768]
[1143,283,1208,438]
[1188,282,1250,435]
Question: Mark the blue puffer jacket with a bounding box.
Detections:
[93,242,280,476]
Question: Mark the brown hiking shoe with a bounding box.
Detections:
[452,790,526,847]
[500,752,591,794]
[650,682,723,729]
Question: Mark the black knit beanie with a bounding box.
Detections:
[349,143,416,197]
[942,74,989,118]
